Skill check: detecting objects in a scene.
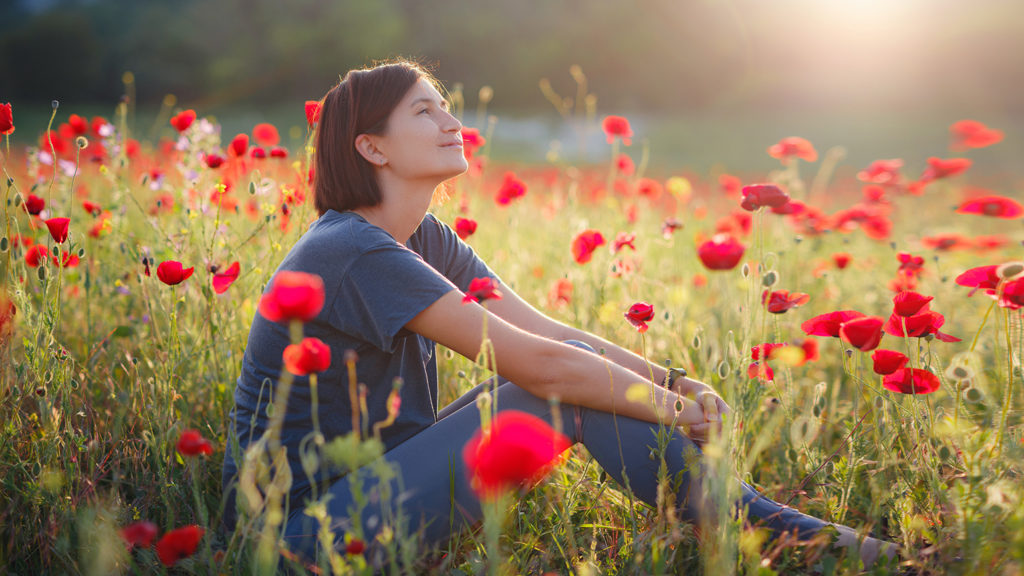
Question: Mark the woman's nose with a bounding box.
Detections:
[443,110,462,132]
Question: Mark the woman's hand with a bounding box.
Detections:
[672,377,731,444]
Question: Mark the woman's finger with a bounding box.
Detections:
[701,394,720,422]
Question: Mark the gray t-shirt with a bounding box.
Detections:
[221,209,498,516]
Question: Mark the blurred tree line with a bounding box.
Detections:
[3,0,1024,113]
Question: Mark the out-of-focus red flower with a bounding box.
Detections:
[229,134,249,157]
[250,146,266,159]
[462,277,503,304]
[67,113,88,136]
[176,429,213,457]
[715,210,753,237]
[892,291,933,317]
[624,301,655,333]
[770,198,805,216]
[601,115,633,146]
[897,252,925,277]
[882,368,940,395]
[454,217,477,240]
[155,525,205,566]
[547,278,573,308]
[258,270,325,323]
[972,235,1008,252]
[270,146,288,158]
[920,157,971,182]
[205,153,225,169]
[801,310,866,337]
[53,251,80,268]
[305,100,321,126]
[45,217,70,244]
[461,127,486,159]
[862,186,888,204]
[572,229,606,265]
[768,137,817,163]
[25,245,50,268]
[751,342,784,361]
[283,337,332,375]
[748,362,774,381]
[697,233,745,271]
[839,316,884,351]
[740,184,790,212]
[345,538,366,556]
[832,253,851,269]
[212,261,240,294]
[889,269,919,293]
[661,217,683,239]
[921,234,971,251]
[156,261,194,286]
[0,102,14,135]
[950,120,1003,151]
[956,195,1023,219]
[761,289,810,314]
[857,159,903,185]
[615,153,635,176]
[462,410,571,499]
[719,174,742,196]
[170,110,196,133]
[871,349,909,376]
[635,178,663,200]
[883,310,961,342]
[495,172,527,206]
[82,200,102,216]
[797,338,819,365]
[0,291,16,343]
[612,232,636,253]
[120,521,159,550]
[23,193,45,215]
[252,123,280,147]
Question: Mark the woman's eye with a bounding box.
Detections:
[418,108,430,115]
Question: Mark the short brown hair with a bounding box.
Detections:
[313,59,441,216]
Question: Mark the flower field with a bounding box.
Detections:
[0,83,1022,575]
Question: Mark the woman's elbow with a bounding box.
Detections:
[508,339,578,399]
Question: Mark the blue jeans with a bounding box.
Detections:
[281,341,828,563]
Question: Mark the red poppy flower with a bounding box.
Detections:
[615,154,635,176]
[270,146,288,158]
[740,184,790,211]
[461,127,486,159]
[770,198,805,216]
[761,289,810,314]
[972,235,1009,252]
[920,157,971,182]
[892,291,933,317]
[572,229,606,265]
[998,278,1024,309]
[697,233,745,271]
[250,146,266,159]
[23,193,45,215]
[839,316,884,351]
[801,310,866,337]
[462,277,503,304]
[53,251,80,268]
[44,217,70,244]
[767,136,817,163]
[462,410,571,499]
[345,538,366,556]
[169,110,196,133]
[120,521,159,550]
[624,301,655,333]
[871,349,909,376]
[857,159,903,185]
[258,271,326,323]
[798,338,819,364]
[252,123,280,146]
[897,252,925,277]
[661,217,683,239]
[883,310,961,342]
[155,525,205,566]
[0,291,16,342]
[956,195,1023,219]
[955,264,1001,297]
[305,100,321,126]
[68,113,88,136]
[613,232,636,253]
[601,116,633,146]
[176,429,213,457]
[832,253,851,269]
[495,172,526,206]
[719,174,742,196]
[921,234,971,251]
[229,134,249,157]
[25,245,50,268]
[283,337,332,375]
[82,200,102,216]
[748,362,774,381]
[204,153,225,169]
[157,261,194,286]
[0,102,14,135]
[636,178,663,200]
[882,368,941,395]
[547,278,573,308]
[212,261,240,294]
[453,216,477,240]
[950,120,1003,151]
[751,342,784,361]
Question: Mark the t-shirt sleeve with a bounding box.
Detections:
[328,243,458,352]
[417,214,501,292]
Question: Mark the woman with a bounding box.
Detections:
[221,60,896,570]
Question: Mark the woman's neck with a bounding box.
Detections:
[352,174,437,244]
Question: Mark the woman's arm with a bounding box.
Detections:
[405,291,715,439]
[485,281,730,420]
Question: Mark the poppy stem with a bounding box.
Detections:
[995,308,1014,454]
[968,300,996,353]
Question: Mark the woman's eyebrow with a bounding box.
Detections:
[409,97,451,110]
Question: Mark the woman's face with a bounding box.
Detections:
[369,77,468,183]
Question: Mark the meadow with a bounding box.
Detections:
[0,79,1022,576]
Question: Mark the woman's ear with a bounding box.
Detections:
[354,134,387,167]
